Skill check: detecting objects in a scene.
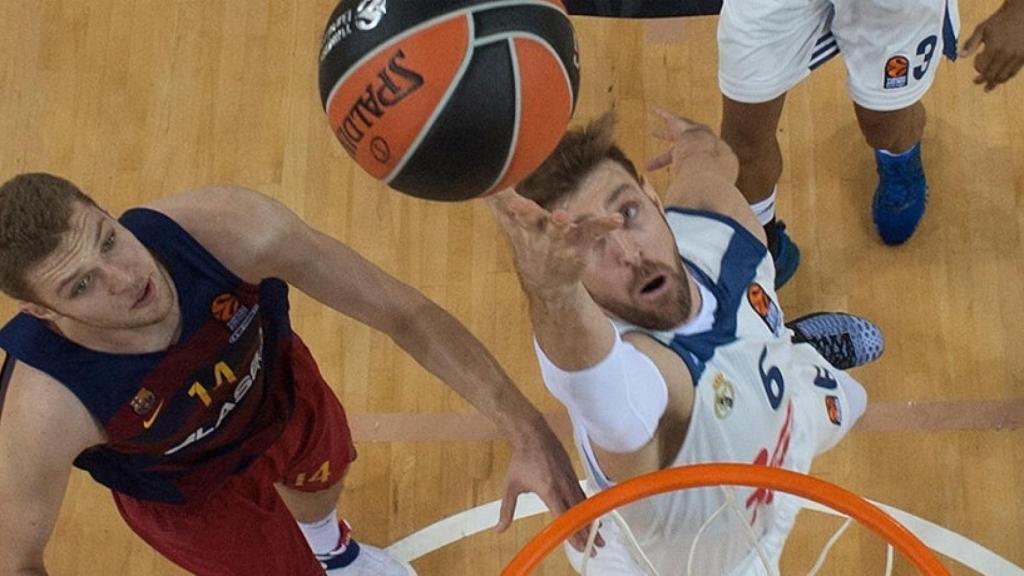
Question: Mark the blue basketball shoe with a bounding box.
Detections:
[872,143,928,245]
[787,312,885,370]
[765,219,800,289]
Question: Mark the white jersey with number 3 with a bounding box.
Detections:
[563,209,863,576]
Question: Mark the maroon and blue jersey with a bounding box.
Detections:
[0,209,296,504]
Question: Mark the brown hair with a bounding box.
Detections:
[516,112,641,210]
[0,173,97,301]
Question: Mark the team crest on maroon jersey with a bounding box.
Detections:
[747,283,782,335]
[130,387,157,416]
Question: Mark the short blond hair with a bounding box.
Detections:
[0,173,97,301]
[516,112,641,210]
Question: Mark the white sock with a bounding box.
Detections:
[878,143,919,158]
[298,510,342,556]
[750,187,778,226]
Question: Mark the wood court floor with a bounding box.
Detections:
[0,1,1020,574]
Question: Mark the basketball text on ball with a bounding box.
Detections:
[355,0,387,31]
[319,1,580,200]
[334,49,423,156]
[319,0,388,62]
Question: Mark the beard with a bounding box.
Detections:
[596,259,694,332]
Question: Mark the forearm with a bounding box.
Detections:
[527,283,615,371]
[390,297,549,443]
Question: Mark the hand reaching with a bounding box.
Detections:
[645,108,740,185]
[495,420,604,553]
[488,189,622,302]
[962,0,1024,91]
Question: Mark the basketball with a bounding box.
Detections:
[318,0,581,202]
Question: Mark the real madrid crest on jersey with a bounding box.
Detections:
[747,283,782,336]
[712,372,735,419]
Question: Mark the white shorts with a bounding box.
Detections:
[718,0,960,111]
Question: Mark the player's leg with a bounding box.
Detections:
[113,470,327,576]
[277,335,408,575]
[718,0,837,288]
[833,0,960,245]
[721,95,797,288]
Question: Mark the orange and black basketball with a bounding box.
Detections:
[318,0,580,202]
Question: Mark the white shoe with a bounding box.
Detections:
[317,520,414,575]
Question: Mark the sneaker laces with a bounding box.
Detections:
[804,332,856,369]
[876,150,924,208]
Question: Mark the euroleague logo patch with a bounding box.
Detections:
[211,293,241,323]
[211,292,260,343]
[884,55,909,89]
[825,395,842,426]
[747,283,782,336]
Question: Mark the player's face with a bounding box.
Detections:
[22,202,175,330]
[563,161,693,331]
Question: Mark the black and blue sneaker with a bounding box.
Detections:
[765,219,800,289]
[787,312,884,370]
[872,143,928,246]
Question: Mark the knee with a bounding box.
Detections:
[721,97,785,163]
[857,104,926,152]
[721,117,779,163]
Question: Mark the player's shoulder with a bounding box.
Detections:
[0,357,106,453]
[141,185,268,225]
[622,331,693,389]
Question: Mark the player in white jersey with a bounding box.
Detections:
[489,110,883,575]
[719,0,1024,287]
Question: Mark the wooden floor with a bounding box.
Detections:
[0,1,1021,574]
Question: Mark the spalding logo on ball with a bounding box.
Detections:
[319,0,581,202]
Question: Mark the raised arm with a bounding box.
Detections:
[488,191,694,482]
[0,362,106,575]
[647,109,767,245]
[145,188,588,544]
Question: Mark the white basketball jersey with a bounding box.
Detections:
[565,209,857,576]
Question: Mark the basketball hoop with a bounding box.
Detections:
[502,463,950,575]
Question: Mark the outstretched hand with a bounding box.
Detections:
[645,108,740,184]
[495,421,604,553]
[488,189,622,301]
[962,0,1024,91]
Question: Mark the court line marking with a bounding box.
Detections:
[386,481,1024,575]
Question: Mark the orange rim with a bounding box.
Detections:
[503,463,950,575]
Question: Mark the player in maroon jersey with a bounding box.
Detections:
[0,173,587,575]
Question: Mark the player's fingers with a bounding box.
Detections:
[488,188,522,213]
[654,107,713,135]
[506,195,550,231]
[571,214,623,247]
[961,25,984,58]
[974,43,998,78]
[992,56,1024,87]
[645,149,674,172]
[495,488,519,533]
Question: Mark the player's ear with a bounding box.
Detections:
[18,300,59,322]
[640,176,665,212]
